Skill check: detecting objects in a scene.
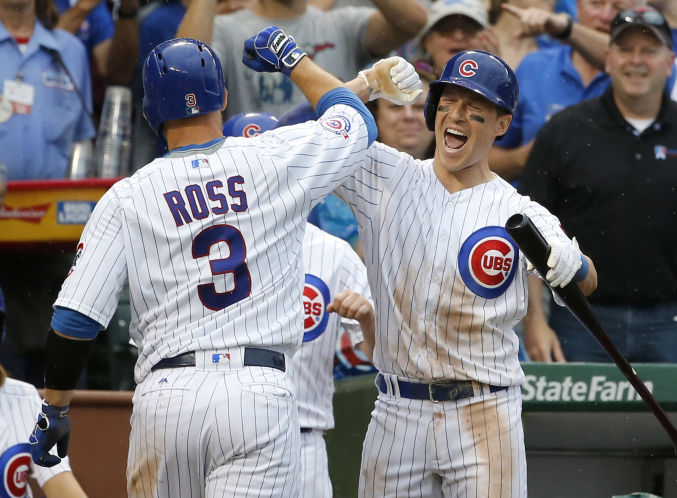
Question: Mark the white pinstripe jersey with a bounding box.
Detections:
[55,104,370,384]
[334,142,570,386]
[0,378,72,496]
[294,223,372,430]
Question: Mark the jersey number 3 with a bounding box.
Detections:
[192,224,251,311]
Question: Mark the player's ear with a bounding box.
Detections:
[494,113,512,138]
[221,89,228,112]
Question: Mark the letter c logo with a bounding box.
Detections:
[459,59,478,77]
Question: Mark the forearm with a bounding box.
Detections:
[105,19,139,83]
[577,255,597,296]
[176,0,217,43]
[567,24,609,70]
[44,388,75,407]
[289,58,346,110]
[523,275,547,327]
[42,471,87,498]
[357,315,375,363]
[371,0,427,37]
[345,75,371,103]
[365,0,427,56]
[56,5,91,34]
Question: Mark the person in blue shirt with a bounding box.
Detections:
[54,0,138,85]
[0,0,95,180]
[489,0,640,181]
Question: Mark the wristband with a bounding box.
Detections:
[556,14,573,40]
[358,71,373,96]
[573,254,589,283]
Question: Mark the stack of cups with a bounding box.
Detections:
[66,140,94,179]
[93,86,133,178]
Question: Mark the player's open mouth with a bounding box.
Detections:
[444,128,467,151]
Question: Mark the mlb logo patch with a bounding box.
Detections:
[191,158,209,168]
[212,353,231,364]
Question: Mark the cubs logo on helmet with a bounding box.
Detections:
[222,112,279,138]
[459,59,478,77]
[458,226,519,299]
[1,444,31,498]
[302,274,330,342]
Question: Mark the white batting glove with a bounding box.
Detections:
[545,238,582,288]
[359,56,423,105]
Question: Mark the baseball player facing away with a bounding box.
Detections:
[0,364,86,498]
[222,111,377,497]
[330,50,599,497]
[27,27,383,497]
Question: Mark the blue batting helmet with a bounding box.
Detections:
[424,50,519,131]
[143,38,226,135]
[222,112,279,138]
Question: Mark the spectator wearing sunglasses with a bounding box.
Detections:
[519,6,677,363]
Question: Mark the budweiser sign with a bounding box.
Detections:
[0,204,50,223]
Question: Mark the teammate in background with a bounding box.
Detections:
[520,7,677,363]
[221,110,375,498]
[328,50,597,496]
[27,27,381,497]
[175,0,427,119]
[0,364,87,498]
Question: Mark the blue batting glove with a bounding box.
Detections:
[242,26,306,76]
[29,401,71,467]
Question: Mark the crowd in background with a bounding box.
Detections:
[0,0,676,390]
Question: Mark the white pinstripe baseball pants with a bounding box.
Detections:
[127,365,300,498]
[359,381,526,497]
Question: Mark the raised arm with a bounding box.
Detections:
[176,0,216,43]
[102,0,140,84]
[364,0,427,57]
[501,3,609,69]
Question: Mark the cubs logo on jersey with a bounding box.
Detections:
[0,444,31,498]
[458,226,518,299]
[302,274,330,342]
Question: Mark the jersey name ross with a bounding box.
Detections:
[163,177,249,227]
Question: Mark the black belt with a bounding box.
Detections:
[151,347,286,372]
[376,373,507,402]
[300,427,313,433]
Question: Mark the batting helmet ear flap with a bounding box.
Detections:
[424,85,442,131]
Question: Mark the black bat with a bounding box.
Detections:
[505,213,677,450]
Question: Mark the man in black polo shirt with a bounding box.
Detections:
[519,6,677,362]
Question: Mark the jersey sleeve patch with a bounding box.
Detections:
[320,114,351,139]
[458,226,519,299]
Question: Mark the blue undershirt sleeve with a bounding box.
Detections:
[51,306,103,339]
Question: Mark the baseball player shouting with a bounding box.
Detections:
[329,51,599,497]
[222,111,376,497]
[27,28,384,497]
